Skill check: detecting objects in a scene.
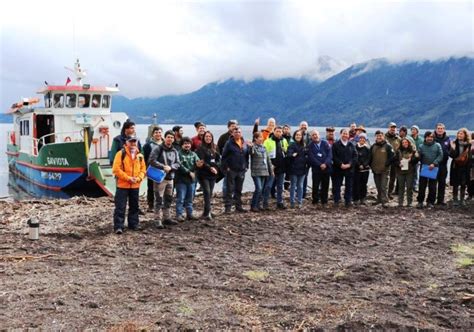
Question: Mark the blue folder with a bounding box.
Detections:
[146,166,166,183]
[420,165,438,180]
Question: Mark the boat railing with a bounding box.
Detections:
[39,131,84,146]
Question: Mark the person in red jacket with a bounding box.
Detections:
[112,136,146,234]
[191,122,206,151]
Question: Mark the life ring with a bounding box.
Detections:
[10,131,16,145]
[64,136,72,142]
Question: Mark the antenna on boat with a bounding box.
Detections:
[153,113,157,125]
[65,59,87,84]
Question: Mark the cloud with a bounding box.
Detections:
[1,0,473,110]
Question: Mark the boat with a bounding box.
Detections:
[5,59,140,197]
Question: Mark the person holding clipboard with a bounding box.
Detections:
[417,131,443,209]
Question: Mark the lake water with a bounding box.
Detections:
[0,123,457,200]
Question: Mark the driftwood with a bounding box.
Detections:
[0,254,69,262]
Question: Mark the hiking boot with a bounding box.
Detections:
[276,203,287,210]
[156,220,164,229]
[163,219,178,225]
[427,203,435,209]
[128,225,141,231]
[345,201,353,208]
[416,202,423,209]
[224,207,232,215]
[236,206,247,213]
[250,206,260,213]
[176,215,186,223]
[115,228,123,235]
[187,214,199,221]
[147,206,154,213]
[360,199,367,206]
[138,209,146,216]
[297,204,303,209]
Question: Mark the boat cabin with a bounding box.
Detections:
[10,84,127,162]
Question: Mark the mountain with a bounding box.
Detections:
[113,78,320,125]
[291,57,474,128]
[113,56,474,129]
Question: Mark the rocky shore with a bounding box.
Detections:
[0,188,473,330]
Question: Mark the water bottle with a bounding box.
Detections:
[27,218,39,240]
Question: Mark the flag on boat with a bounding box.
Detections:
[65,77,71,86]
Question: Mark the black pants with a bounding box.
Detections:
[417,176,437,204]
[146,178,155,209]
[333,171,353,204]
[388,164,397,194]
[469,179,474,197]
[199,176,216,216]
[312,168,330,204]
[353,171,369,202]
[436,163,448,204]
[114,188,139,230]
[224,170,245,209]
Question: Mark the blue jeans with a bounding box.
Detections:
[251,176,267,208]
[175,182,195,216]
[268,173,285,204]
[290,174,305,205]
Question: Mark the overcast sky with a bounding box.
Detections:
[1,0,473,110]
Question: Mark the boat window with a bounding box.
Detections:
[102,95,110,108]
[78,94,90,108]
[20,120,30,136]
[66,94,76,108]
[92,94,101,108]
[53,94,64,108]
[44,93,52,108]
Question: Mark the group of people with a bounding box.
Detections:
[110,118,474,234]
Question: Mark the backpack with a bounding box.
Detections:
[120,148,143,171]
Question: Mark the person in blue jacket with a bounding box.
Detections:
[307,130,332,206]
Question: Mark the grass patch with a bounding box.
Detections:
[243,270,269,281]
[428,283,439,290]
[455,257,473,268]
[178,302,194,316]
[451,243,474,268]
[451,244,474,256]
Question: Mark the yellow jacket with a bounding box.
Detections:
[112,147,146,189]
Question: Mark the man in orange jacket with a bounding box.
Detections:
[112,135,146,234]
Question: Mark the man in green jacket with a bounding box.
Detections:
[417,131,443,209]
